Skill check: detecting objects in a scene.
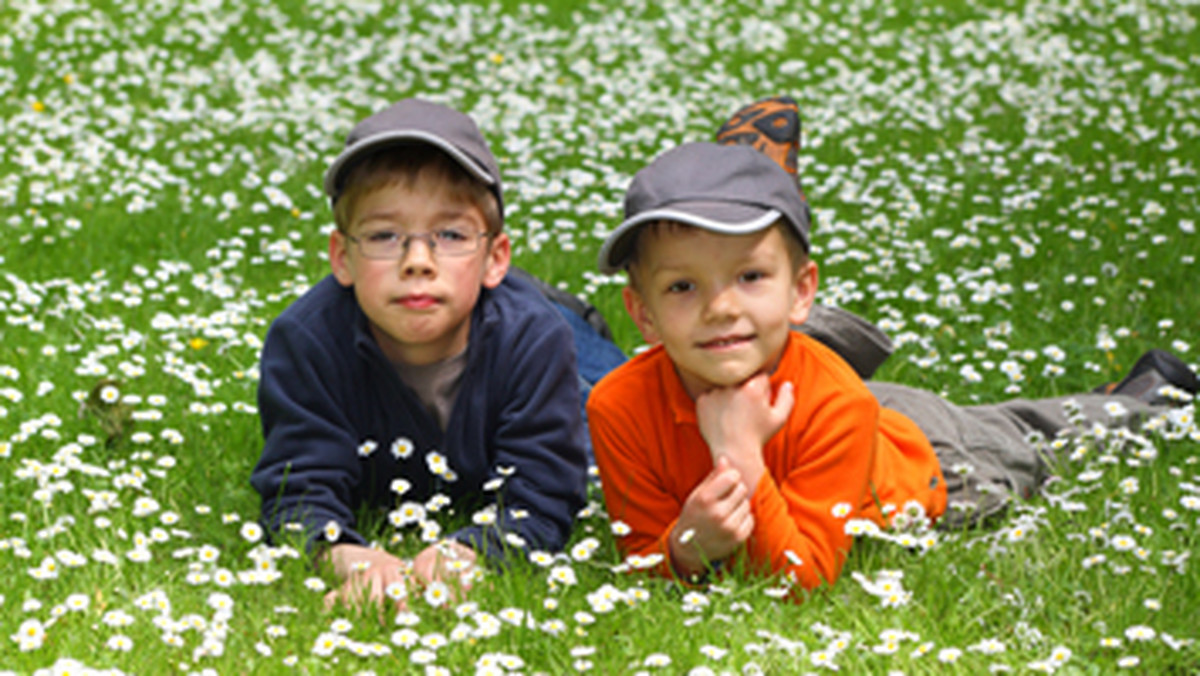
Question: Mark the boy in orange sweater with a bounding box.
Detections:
[586,141,1197,590]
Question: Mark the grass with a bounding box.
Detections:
[2,0,1199,672]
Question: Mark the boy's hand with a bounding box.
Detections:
[669,457,755,579]
[411,539,479,590]
[323,541,479,615]
[696,374,794,493]
[323,544,413,613]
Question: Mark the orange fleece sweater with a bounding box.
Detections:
[588,332,946,591]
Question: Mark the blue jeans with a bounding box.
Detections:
[552,303,628,467]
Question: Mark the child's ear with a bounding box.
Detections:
[788,259,819,326]
[481,232,511,289]
[622,285,661,345]
[329,230,355,287]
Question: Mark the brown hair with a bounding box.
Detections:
[625,219,809,290]
[332,143,502,236]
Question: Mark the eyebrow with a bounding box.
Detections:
[354,205,475,228]
[642,262,701,286]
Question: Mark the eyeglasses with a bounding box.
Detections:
[344,227,490,259]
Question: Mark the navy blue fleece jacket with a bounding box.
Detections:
[250,273,588,559]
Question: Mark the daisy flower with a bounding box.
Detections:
[938,648,963,663]
[424,581,450,608]
[699,645,727,660]
[13,618,46,651]
[643,653,671,668]
[1124,625,1156,641]
[386,582,408,602]
[240,522,264,543]
[681,591,709,612]
[391,437,415,459]
[323,520,342,542]
[106,634,134,652]
[528,550,555,567]
[810,650,837,669]
[550,565,578,587]
[420,632,448,650]
[410,648,437,664]
[64,594,89,612]
[1048,645,1073,664]
[391,628,420,648]
[394,610,421,627]
[426,451,449,476]
[571,537,600,561]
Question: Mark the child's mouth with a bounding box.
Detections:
[700,335,751,350]
[398,294,437,309]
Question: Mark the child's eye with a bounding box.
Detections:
[365,231,400,244]
[434,227,469,243]
[666,280,694,294]
[740,270,767,283]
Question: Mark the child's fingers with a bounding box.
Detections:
[681,467,737,530]
[735,510,755,543]
[704,465,752,533]
[702,458,747,504]
[725,489,755,540]
[691,480,753,554]
[326,569,412,623]
[413,540,477,587]
[771,381,795,420]
[737,373,765,397]
[712,455,732,476]
[711,456,744,485]
[325,577,375,611]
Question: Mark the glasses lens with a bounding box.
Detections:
[360,232,400,259]
[354,230,484,258]
[434,228,477,256]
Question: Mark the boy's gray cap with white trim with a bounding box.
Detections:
[598,142,810,274]
[323,98,504,218]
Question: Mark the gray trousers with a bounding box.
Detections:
[869,384,1166,528]
[797,304,1171,528]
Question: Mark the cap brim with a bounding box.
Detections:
[324,130,495,199]
[597,202,780,274]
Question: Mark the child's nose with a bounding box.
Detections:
[703,286,739,320]
[399,237,437,277]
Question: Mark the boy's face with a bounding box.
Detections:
[623,225,817,399]
[330,169,510,365]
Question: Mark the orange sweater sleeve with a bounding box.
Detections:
[588,391,683,579]
[744,365,879,589]
[589,346,726,580]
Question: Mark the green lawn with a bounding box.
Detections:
[1,0,1198,672]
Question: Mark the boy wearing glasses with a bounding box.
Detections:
[250,98,619,609]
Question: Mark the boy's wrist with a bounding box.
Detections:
[711,446,766,492]
[667,528,710,583]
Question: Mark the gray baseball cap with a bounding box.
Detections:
[598,142,810,274]
[323,98,504,219]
